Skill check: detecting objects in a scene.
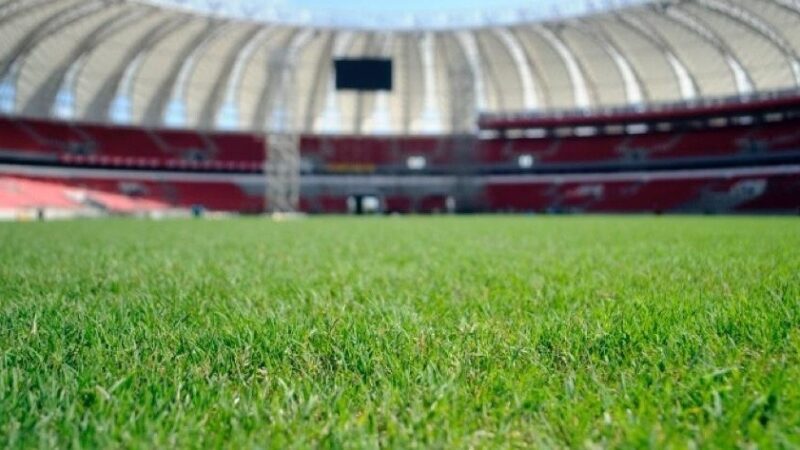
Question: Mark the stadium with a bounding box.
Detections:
[1,0,799,447]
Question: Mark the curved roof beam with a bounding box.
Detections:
[351,33,379,133]
[415,32,443,134]
[772,0,800,16]
[250,29,300,132]
[93,15,188,122]
[475,31,516,112]
[365,33,394,134]
[454,31,487,111]
[315,31,355,134]
[105,15,191,121]
[534,25,592,109]
[615,12,699,101]
[0,0,106,90]
[160,21,232,126]
[398,35,415,134]
[696,0,800,85]
[0,0,66,27]
[257,28,315,132]
[206,25,273,129]
[574,20,647,105]
[509,28,554,109]
[26,6,154,118]
[663,5,755,95]
[303,33,335,132]
[493,28,540,111]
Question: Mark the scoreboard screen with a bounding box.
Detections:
[334,58,393,91]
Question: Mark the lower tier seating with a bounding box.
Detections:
[2,167,797,215]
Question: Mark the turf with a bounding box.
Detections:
[0,216,799,449]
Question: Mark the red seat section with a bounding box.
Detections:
[735,175,800,212]
[80,125,167,162]
[301,136,393,171]
[384,196,413,213]
[483,171,799,214]
[0,118,56,155]
[546,135,623,163]
[478,98,800,167]
[641,128,750,160]
[0,177,78,209]
[157,130,208,153]
[301,136,449,171]
[0,119,265,171]
[478,120,800,167]
[398,137,451,165]
[0,175,169,212]
[589,179,706,212]
[317,196,348,214]
[484,183,553,211]
[211,134,265,163]
[4,109,799,173]
[749,121,800,153]
[168,182,263,212]
[68,177,261,213]
[1,166,797,215]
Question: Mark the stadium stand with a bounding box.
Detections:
[1,0,799,216]
[2,94,800,215]
[0,118,264,172]
[0,175,170,217]
[4,94,799,175]
[1,164,797,215]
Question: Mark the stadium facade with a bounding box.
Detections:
[0,0,799,216]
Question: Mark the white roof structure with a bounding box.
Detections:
[1,0,800,134]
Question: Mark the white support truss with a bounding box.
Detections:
[264,48,301,213]
[448,61,478,212]
[265,133,301,213]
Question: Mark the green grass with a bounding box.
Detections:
[1,216,799,449]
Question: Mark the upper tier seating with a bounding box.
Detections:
[479,119,800,167]
[1,96,798,174]
[0,118,55,155]
[300,136,452,172]
[0,119,264,171]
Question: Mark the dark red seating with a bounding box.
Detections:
[384,195,413,213]
[483,171,799,214]
[589,179,706,212]
[211,134,264,163]
[484,183,552,211]
[166,181,262,212]
[398,137,452,165]
[82,125,166,160]
[301,136,451,170]
[316,195,348,213]
[157,130,207,152]
[0,118,57,155]
[0,119,265,171]
[4,111,799,174]
[750,122,800,153]
[643,129,748,160]
[735,175,800,211]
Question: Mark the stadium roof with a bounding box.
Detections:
[1,0,800,135]
[144,0,654,30]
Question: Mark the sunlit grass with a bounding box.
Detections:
[1,216,798,448]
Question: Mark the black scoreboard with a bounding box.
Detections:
[334,58,393,91]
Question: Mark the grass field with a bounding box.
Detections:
[1,216,799,448]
